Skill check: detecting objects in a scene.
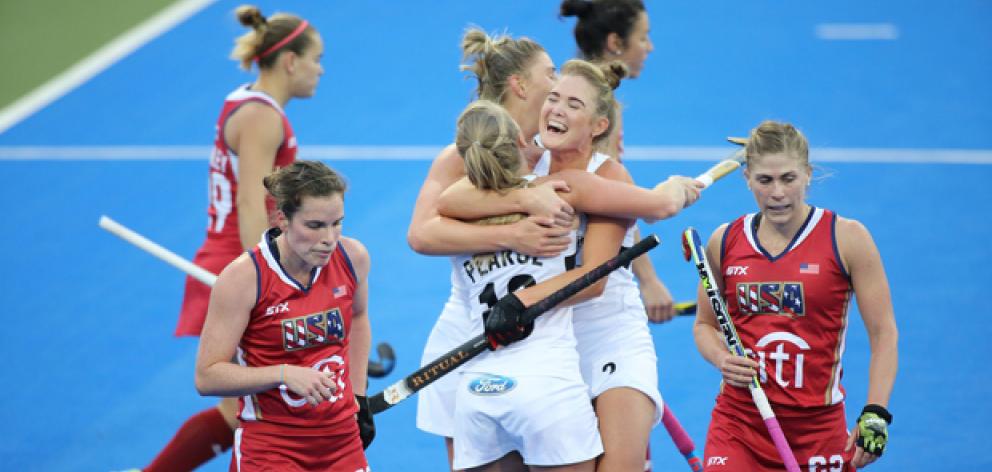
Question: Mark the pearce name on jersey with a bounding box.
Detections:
[462,250,544,284]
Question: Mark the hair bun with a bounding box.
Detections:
[235,5,266,29]
[601,61,629,90]
[560,0,594,18]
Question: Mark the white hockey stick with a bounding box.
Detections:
[98,215,217,286]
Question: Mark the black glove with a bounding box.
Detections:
[483,293,534,349]
[355,394,375,449]
[856,404,892,456]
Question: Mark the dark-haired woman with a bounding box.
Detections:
[196,160,371,471]
[143,6,324,471]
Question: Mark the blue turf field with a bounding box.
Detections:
[1,1,990,470]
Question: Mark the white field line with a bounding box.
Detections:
[0,145,990,164]
[0,0,218,134]
[816,23,899,41]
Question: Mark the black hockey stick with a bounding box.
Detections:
[368,234,661,414]
[366,342,396,378]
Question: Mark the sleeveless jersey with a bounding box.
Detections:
[719,207,853,407]
[237,229,359,429]
[453,201,581,378]
[205,85,297,253]
[533,152,639,325]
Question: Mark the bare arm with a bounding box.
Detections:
[558,168,701,222]
[437,177,573,222]
[692,225,758,388]
[513,160,633,306]
[194,255,282,395]
[342,237,371,396]
[839,218,898,406]
[629,227,676,322]
[195,254,339,405]
[439,167,698,224]
[407,145,571,257]
[838,218,898,467]
[228,103,283,250]
[514,215,629,307]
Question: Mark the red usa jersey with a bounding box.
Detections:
[204,85,297,253]
[719,207,853,408]
[237,229,358,430]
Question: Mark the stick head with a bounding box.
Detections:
[727,136,748,146]
[367,342,396,378]
[681,228,693,262]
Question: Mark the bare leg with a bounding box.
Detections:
[594,387,655,472]
[446,437,461,472]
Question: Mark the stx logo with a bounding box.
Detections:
[265,302,290,316]
[725,265,748,276]
[737,282,805,317]
[282,308,345,351]
[707,456,728,466]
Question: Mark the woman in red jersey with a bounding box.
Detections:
[196,160,372,471]
[693,121,898,471]
[145,6,324,471]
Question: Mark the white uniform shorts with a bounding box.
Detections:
[574,290,664,425]
[415,305,475,438]
[453,373,603,470]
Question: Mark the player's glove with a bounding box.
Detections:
[856,404,892,456]
[483,293,534,349]
[355,394,375,449]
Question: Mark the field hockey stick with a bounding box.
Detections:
[661,404,704,471]
[99,215,217,286]
[369,234,662,414]
[673,301,697,316]
[99,215,397,377]
[694,147,746,189]
[681,227,801,472]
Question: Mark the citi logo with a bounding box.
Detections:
[707,456,728,466]
[265,302,289,316]
[725,266,749,276]
[468,374,517,395]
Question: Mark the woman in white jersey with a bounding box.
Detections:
[439,59,698,471]
[560,0,678,329]
[409,29,575,470]
[448,100,700,471]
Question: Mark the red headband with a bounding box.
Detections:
[255,20,310,62]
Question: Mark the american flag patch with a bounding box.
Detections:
[333,285,348,298]
[799,263,820,275]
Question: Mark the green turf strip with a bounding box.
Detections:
[0,0,180,109]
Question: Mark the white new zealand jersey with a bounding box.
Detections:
[532,152,662,420]
[453,211,581,378]
[532,152,641,324]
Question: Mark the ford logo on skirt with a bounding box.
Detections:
[468,374,517,395]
